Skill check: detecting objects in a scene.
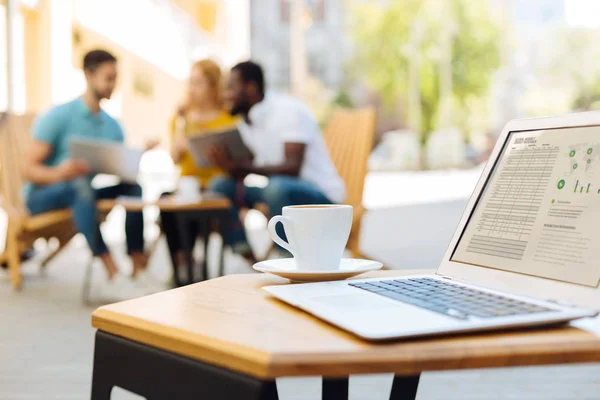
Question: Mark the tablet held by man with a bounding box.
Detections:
[69,138,144,183]
[187,128,253,168]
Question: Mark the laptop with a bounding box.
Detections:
[70,138,143,183]
[264,112,600,340]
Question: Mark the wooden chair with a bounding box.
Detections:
[253,107,376,258]
[0,113,77,290]
[322,107,376,257]
[0,114,164,295]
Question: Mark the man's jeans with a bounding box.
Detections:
[210,175,332,252]
[26,178,144,256]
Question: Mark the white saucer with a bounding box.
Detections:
[252,258,383,283]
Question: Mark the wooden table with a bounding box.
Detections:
[90,270,600,399]
[96,195,231,287]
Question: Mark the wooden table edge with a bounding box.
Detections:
[92,308,275,379]
[96,197,232,213]
[265,335,600,377]
[93,305,600,379]
[90,272,600,379]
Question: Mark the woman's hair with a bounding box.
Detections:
[191,59,223,108]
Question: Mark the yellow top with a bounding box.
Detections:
[170,111,238,187]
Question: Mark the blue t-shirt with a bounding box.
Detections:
[26,97,125,194]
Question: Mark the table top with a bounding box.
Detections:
[92,270,600,379]
[96,194,231,212]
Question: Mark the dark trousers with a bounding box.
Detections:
[159,192,202,257]
[210,175,332,251]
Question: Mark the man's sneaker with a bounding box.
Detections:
[99,273,146,302]
[133,270,166,294]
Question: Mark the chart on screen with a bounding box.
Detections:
[453,126,600,287]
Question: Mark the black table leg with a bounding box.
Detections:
[165,230,182,287]
[322,377,349,400]
[176,214,195,285]
[202,219,210,281]
[389,374,420,400]
[91,331,279,400]
[84,211,102,304]
[218,214,228,277]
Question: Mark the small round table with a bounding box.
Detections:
[95,195,231,288]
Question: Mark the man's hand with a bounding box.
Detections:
[23,140,89,185]
[57,159,90,181]
[207,145,237,172]
[145,138,161,151]
[236,142,305,178]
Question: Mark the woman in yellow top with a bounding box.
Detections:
[162,59,237,273]
[170,59,237,184]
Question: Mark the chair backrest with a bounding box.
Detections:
[323,107,376,209]
[0,113,36,215]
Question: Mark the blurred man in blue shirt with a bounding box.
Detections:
[23,50,159,300]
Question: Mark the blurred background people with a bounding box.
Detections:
[161,59,237,271]
[209,61,345,261]
[22,49,157,300]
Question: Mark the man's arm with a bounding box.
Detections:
[23,111,89,185]
[242,142,305,177]
[22,140,62,185]
[209,143,305,179]
[22,140,89,185]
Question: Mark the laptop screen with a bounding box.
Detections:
[451,125,600,287]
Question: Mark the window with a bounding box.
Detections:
[280,0,326,23]
[0,5,7,112]
[280,0,290,22]
[74,0,209,80]
[313,0,326,21]
[0,4,26,113]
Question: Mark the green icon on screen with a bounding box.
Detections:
[588,148,593,155]
[557,180,565,189]
[552,199,556,204]
[588,159,592,164]
[570,150,576,157]
[573,163,578,169]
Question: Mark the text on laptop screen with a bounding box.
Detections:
[452,126,600,287]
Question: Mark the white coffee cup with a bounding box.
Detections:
[268,205,353,271]
[177,176,201,201]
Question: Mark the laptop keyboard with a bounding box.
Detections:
[349,277,554,320]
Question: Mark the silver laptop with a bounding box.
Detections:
[265,112,600,340]
[70,138,143,183]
